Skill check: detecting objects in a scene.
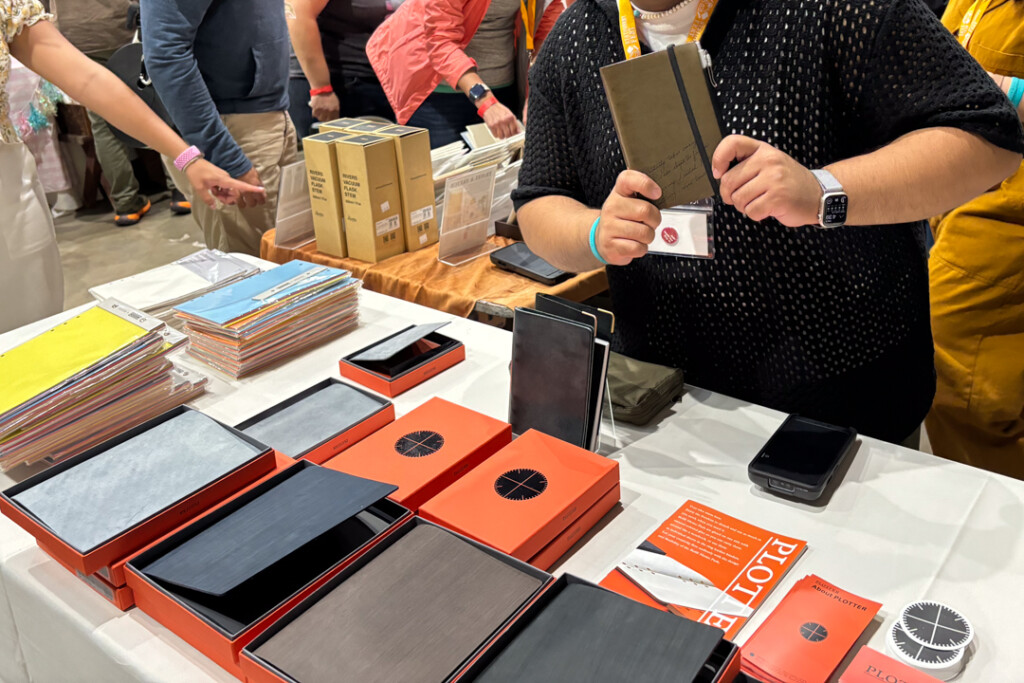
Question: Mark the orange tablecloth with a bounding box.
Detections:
[260,230,608,319]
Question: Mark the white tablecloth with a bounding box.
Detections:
[1,259,1022,682]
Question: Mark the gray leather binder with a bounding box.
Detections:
[254,524,542,683]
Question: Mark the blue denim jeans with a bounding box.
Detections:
[407,85,518,148]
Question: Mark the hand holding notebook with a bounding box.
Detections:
[601,42,724,209]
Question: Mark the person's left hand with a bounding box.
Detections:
[184,160,265,209]
[712,135,821,227]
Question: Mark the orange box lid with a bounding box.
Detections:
[420,429,619,561]
[322,397,511,512]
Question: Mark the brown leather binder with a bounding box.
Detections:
[600,43,723,209]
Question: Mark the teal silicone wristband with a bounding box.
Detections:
[1009,77,1024,109]
[589,216,608,265]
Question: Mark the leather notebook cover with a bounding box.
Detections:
[473,581,724,683]
[510,308,595,448]
[600,43,723,209]
[419,429,618,561]
[238,383,386,458]
[346,323,459,378]
[12,410,263,553]
[141,466,397,634]
[253,524,542,683]
[534,293,614,342]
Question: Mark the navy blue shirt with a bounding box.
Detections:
[141,0,290,176]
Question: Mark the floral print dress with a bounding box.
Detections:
[1,0,51,144]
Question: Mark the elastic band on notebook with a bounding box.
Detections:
[666,44,719,200]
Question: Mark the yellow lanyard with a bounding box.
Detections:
[520,0,538,53]
[618,0,721,60]
[958,0,992,49]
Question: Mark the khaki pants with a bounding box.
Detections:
[167,111,298,255]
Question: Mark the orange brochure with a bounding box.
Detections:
[839,646,943,683]
[600,500,806,639]
[741,575,882,683]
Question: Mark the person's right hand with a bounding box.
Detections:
[183,159,265,209]
[310,92,341,122]
[594,170,662,266]
[482,99,519,139]
[235,167,267,209]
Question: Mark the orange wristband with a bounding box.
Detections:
[477,97,498,118]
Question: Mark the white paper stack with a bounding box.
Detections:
[89,250,259,323]
[0,301,208,471]
[431,141,468,177]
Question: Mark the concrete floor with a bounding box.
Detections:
[55,196,206,309]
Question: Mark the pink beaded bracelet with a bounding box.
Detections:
[173,145,204,172]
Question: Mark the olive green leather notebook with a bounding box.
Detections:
[600,43,723,209]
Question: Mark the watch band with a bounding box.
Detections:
[811,169,842,194]
[173,145,204,172]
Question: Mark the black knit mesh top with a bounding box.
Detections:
[512,0,1024,442]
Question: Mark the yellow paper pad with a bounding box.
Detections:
[0,306,150,416]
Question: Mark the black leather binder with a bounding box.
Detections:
[509,307,610,451]
[472,580,729,683]
[139,465,398,634]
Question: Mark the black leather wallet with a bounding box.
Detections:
[490,242,569,286]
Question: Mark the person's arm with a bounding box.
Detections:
[140,0,264,205]
[10,18,262,207]
[286,0,337,122]
[711,129,1021,227]
[424,0,517,138]
[989,72,1024,121]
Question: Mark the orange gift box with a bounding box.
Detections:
[233,378,394,465]
[0,406,276,578]
[419,429,620,569]
[125,461,410,679]
[323,397,511,511]
[38,538,136,610]
[339,326,465,397]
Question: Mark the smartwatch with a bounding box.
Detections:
[811,169,847,229]
[468,83,492,104]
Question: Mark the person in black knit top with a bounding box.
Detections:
[513,0,1024,444]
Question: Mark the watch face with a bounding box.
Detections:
[469,84,488,102]
[822,193,848,227]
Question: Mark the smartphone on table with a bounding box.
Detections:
[747,414,857,502]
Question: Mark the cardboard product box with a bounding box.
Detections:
[453,574,740,683]
[318,117,366,133]
[303,131,350,258]
[234,379,394,465]
[377,125,439,251]
[419,429,620,569]
[346,121,393,135]
[339,322,465,397]
[0,406,277,578]
[240,517,552,683]
[323,397,510,512]
[336,134,406,263]
[125,462,410,678]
